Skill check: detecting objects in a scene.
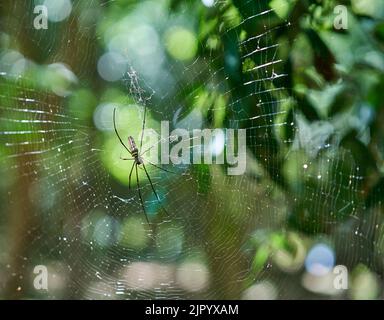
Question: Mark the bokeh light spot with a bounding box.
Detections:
[202,0,215,7]
[97,52,128,82]
[43,0,72,22]
[164,27,198,61]
[305,243,335,276]
[176,261,209,292]
[119,217,149,250]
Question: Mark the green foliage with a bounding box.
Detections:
[1,0,384,299]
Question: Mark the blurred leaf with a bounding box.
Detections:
[252,244,269,274]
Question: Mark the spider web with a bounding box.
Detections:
[0,0,369,299]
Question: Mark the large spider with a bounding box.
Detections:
[113,107,171,224]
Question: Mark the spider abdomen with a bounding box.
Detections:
[127,136,138,153]
[127,136,143,164]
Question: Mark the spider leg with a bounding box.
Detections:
[146,161,177,175]
[140,137,168,157]
[139,103,147,150]
[139,145,154,157]
[128,161,135,189]
[136,164,150,225]
[142,163,170,217]
[120,156,135,161]
[113,108,132,155]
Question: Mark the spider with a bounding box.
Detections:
[113,107,172,224]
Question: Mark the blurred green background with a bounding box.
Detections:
[0,0,384,299]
